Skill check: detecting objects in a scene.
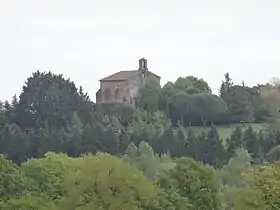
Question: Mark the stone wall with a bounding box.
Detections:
[96,70,160,104]
[97,80,131,103]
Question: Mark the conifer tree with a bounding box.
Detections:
[203,126,225,167]
[243,126,262,162]
[185,128,197,158]
[227,126,244,159]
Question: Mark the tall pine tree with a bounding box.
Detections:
[203,126,225,167]
[227,126,244,159]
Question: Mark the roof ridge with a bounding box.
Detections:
[100,69,160,81]
[100,70,138,81]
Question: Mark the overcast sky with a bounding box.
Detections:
[0,0,280,101]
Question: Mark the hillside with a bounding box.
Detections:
[1,70,280,209]
[186,123,268,144]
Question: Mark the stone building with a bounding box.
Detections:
[96,58,160,104]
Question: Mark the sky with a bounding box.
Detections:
[0,0,280,102]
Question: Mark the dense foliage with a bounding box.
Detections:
[1,70,280,209]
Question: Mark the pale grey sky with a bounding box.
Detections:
[0,0,280,101]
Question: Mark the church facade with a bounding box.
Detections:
[96,58,160,105]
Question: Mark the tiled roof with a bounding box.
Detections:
[100,70,138,81]
[100,70,161,82]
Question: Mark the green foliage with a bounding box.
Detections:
[233,187,267,210]
[57,153,158,210]
[156,188,193,210]
[202,126,226,167]
[20,152,75,201]
[181,127,226,167]
[220,72,270,123]
[95,102,136,126]
[137,77,162,112]
[227,126,244,158]
[0,155,27,202]
[123,141,174,181]
[243,126,263,161]
[191,93,227,125]
[167,92,227,126]
[218,148,252,188]
[235,162,280,209]
[16,71,95,131]
[158,157,221,210]
[259,82,280,126]
[126,110,171,146]
[266,145,280,162]
[0,70,279,209]
[174,76,212,94]
[1,196,55,210]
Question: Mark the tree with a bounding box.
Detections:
[174,76,211,94]
[123,141,169,181]
[152,128,176,155]
[219,72,233,98]
[16,71,94,131]
[57,153,158,210]
[233,188,267,210]
[185,128,198,159]
[218,148,252,188]
[158,157,221,210]
[167,92,192,125]
[225,86,255,122]
[202,126,226,167]
[227,127,244,158]
[168,92,227,126]
[137,77,162,112]
[259,84,280,126]
[20,152,75,201]
[1,196,55,210]
[95,102,136,126]
[266,145,280,162]
[0,155,28,202]
[234,162,280,209]
[217,149,252,209]
[1,123,30,163]
[191,93,227,126]
[159,82,177,112]
[161,76,212,119]
[219,73,262,123]
[243,126,262,161]
[157,188,193,210]
[126,110,171,146]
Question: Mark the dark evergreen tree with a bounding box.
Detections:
[185,128,197,159]
[202,126,225,167]
[195,131,207,162]
[153,128,175,155]
[173,126,187,157]
[227,126,244,159]
[243,126,260,160]
[261,129,278,155]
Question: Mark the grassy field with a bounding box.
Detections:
[185,123,268,145]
